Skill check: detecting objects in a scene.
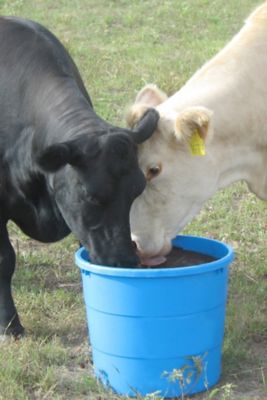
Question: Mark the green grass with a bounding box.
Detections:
[0,1,266,399]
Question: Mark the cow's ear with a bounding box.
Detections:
[36,143,75,172]
[174,106,213,142]
[37,136,100,172]
[134,84,168,106]
[126,84,167,128]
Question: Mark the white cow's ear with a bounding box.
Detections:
[134,84,168,106]
[126,84,167,128]
[174,106,213,142]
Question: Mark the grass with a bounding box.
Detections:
[0,0,266,399]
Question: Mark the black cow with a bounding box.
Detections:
[0,16,159,336]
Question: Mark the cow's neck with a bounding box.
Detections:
[3,77,110,241]
[206,102,266,200]
[160,99,266,201]
[190,105,264,200]
[1,125,70,242]
[160,11,267,200]
[160,73,267,200]
[212,136,267,199]
[32,77,110,149]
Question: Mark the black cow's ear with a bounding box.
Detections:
[36,143,73,172]
[37,135,100,172]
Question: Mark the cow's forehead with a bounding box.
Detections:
[137,126,180,167]
[137,131,161,160]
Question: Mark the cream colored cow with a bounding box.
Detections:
[128,3,267,265]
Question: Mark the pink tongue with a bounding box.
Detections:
[140,255,167,267]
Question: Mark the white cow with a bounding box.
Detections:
[127,3,267,265]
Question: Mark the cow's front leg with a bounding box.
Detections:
[0,221,24,336]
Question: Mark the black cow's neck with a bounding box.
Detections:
[2,77,108,241]
[1,75,116,242]
[31,77,111,151]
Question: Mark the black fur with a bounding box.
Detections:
[0,17,159,335]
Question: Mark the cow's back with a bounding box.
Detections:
[0,17,92,123]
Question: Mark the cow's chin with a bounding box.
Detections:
[139,254,167,267]
[134,240,172,267]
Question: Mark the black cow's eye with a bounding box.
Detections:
[88,195,102,206]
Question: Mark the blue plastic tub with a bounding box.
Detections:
[75,235,234,398]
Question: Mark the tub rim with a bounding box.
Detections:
[75,235,234,278]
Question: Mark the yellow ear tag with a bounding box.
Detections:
[189,130,206,156]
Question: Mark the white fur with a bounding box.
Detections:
[129,3,267,258]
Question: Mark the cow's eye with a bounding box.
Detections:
[147,164,162,181]
[88,195,103,207]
